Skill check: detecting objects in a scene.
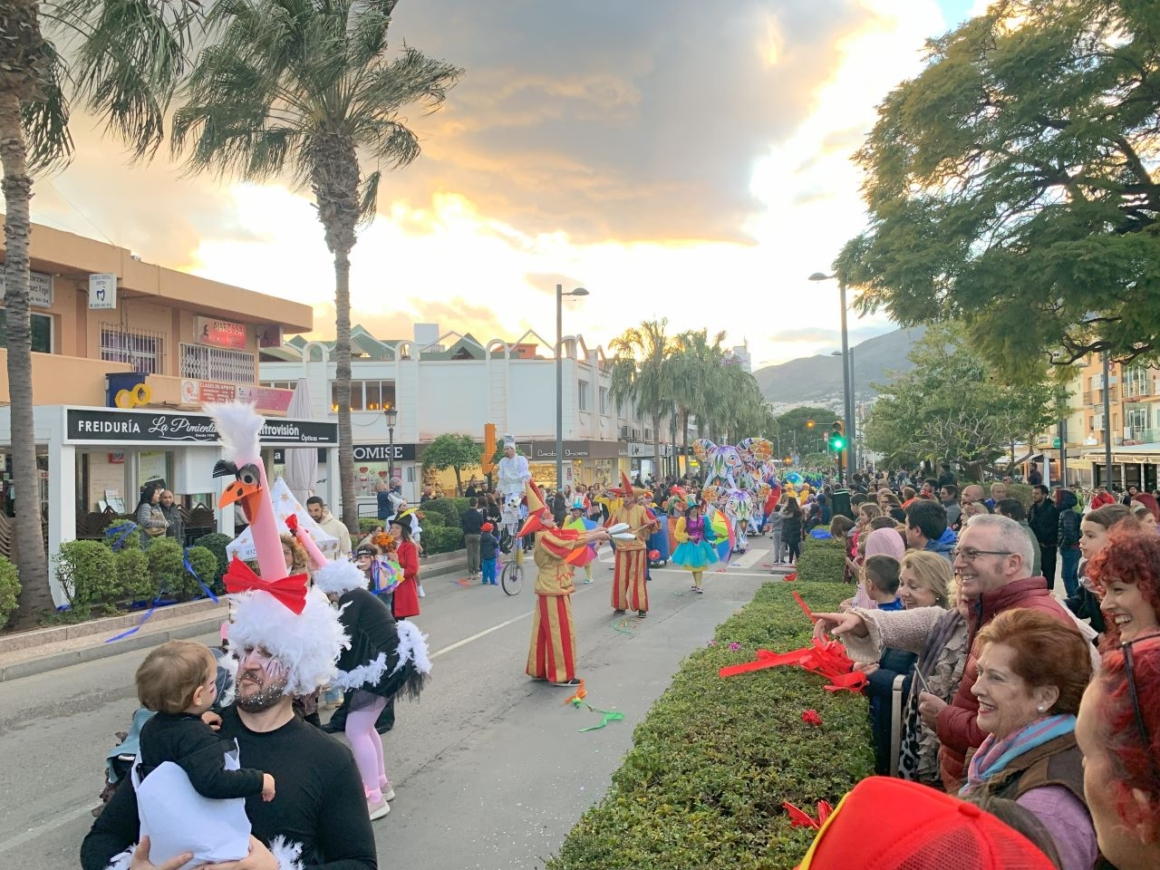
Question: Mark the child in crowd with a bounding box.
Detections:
[480,522,499,585]
[134,640,275,867]
[766,500,785,564]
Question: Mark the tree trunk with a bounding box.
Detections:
[313,135,362,534]
[0,91,51,618]
[651,413,662,482]
[454,466,462,496]
[680,410,690,476]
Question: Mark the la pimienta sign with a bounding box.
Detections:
[65,409,337,447]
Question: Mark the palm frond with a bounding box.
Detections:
[356,168,380,225]
[21,40,73,175]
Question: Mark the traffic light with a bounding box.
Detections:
[806,419,815,429]
[828,421,846,452]
[481,423,497,474]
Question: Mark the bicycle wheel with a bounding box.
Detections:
[501,560,524,596]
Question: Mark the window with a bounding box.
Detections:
[1091,415,1104,432]
[1124,366,1152,398]
[599,386,609,415]
[330,380,395,412]
[0,310,52,353]
[102,326,164,374]
[261,380,297,390]
[1127,408,1148,431]
[578,380,590,411]
[180,343,255,384]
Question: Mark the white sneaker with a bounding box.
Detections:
[368,798,390,820]
[382,783,396,802]
[418,586,426,598]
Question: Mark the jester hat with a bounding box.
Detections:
[517,480,551,537]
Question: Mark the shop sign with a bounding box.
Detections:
[196,316,247,349]
[531,440,622,460]
[88,273,117,310]
[180,379,294,413]
[22,271,54,308]
[256,325,283,348]
[65,408,338,446]
[354,443,418,462]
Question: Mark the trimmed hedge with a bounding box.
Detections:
[0,555,20,629]
[548,579,873,870]
[421,526,465,555]
[795,537,847,584]
[196,533,233,590]
[359,518,382,534]
[421,497,473,529]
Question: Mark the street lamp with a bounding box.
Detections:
[383,405,398,494]
[811,271,855,482]
[557,284,589,491]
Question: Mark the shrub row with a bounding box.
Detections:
[547,578,873,870]
[421,497,472,529]
[0,555,20,629]
[55,538,219,617]
[794,536,847,584]
[420,526,465,555]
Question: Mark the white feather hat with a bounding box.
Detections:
[228,587,349,696]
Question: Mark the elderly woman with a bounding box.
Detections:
[817,551,966,788]
[1087,527,1160,648]
[135,482,168,538]
[1076,635,1160,870]
[962,609,1097,870]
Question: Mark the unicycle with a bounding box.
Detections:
[501,545,524,596]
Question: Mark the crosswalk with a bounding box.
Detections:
[591,542,790,579]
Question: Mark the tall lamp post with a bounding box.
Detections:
[832,348,857,469]
[1102,350,1113,489]
[556,284,590,491]
[384,405,398,494]
[812,272,855,481]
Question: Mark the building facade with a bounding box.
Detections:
[0,222,332,601]
[258,324,690,507]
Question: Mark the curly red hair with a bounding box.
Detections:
[1087,526,1160,647]
[1089,636,1160,843]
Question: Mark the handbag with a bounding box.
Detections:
[144,508,168,537]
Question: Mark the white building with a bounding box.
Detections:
[725,341,752,373]
[259,325,689,510]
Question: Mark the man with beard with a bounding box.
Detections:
[82,579,375,870]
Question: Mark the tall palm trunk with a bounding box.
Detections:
[680,410,690,475]
[651,412,662,480]
[313,134,361,534]
[0,91,50,615]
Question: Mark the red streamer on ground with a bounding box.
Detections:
[782,800,833,830]
[784,572,798,582]
[801,709,822,727]
[792,590,817,622]
[717,638,867,693]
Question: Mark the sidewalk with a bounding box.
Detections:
[0,548,469,682]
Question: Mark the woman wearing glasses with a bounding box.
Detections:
[1076,634,1160,870]
[960,609,1097,870]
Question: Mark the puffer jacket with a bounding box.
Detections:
[1057,490,1081,547]
[935,577,1074,790]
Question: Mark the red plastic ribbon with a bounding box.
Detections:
[782,800,833,830]
[718,638,867,693]
[801,709,822,727]
[223,556,309,615]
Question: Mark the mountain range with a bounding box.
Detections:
[753,326,926,407]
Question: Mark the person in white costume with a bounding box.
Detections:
[497,435,531,539]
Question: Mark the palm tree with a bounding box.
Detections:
[609,319,677,474]
[671,329,725,472]
[172,0,462,533]
[0,0,200,617]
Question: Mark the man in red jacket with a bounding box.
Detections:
[917,514,1075,791]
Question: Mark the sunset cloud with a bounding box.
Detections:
[27,0,979,371]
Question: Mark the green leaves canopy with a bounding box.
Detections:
[838,0,1160,378]
[862,323,1065,468]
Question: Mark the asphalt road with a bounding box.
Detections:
[0,539,782,870]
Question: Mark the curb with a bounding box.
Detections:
[0,554,469,682]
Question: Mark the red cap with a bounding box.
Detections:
[481,522,494,532]
[798,777,1057,870]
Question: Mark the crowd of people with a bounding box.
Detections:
[796,464,1160,870]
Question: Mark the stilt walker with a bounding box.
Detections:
[609,472,656,618]
[522,482,608,688]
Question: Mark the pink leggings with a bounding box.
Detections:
[346,696,389,802]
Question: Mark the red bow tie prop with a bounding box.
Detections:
[224,556,309,614]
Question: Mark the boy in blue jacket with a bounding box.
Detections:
[480,522,500,585]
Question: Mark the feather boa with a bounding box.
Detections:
[391,619,432,677]
[331,651,389,690]
[311,559,368,595]
[104,838,303,870]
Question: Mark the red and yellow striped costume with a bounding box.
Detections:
[610,502,654,612]
[526,527,585,683]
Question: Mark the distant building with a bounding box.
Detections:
[724,340,752,373]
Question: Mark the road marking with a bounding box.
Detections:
[430,612,532,659]
[0,803,97,855]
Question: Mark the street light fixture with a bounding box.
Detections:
[557,284,590,491]
[383,405,398,493]
[811,271,855,482]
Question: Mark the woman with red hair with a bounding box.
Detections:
[1086,527,1160,648]
[1129,492,1159,530]
[1076,635,1160,870]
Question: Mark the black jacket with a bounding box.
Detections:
[479,531,499,560]
[461,508,484,535]
[1028,500,1059,547]
[138,712,265,799]
[1057,491,1081,547]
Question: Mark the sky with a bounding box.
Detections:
[31,0,990,370]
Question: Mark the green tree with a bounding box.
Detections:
[1,0,201,618]
[609,319,677,467]
[773,407,834,457]
[671,329,726,472]
[172,0,462,534]
[862,323,1063,469]
[422,434,480,496]
[837,0,1160,377]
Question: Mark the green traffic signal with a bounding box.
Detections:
[829,434,846,451]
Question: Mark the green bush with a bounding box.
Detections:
[418,510,445,527]
[421,498,462,529]
[116,547,155,602]
[56,541,119,614]
[548,580,873,870]
[421,526,465,555]
[795,537,848,584]
[147,539,191,599]
[0,555,20,629]
[359,518,382,534]
[184,546,219,599]
[196,533,233,589]
[1005,483,1033,509]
